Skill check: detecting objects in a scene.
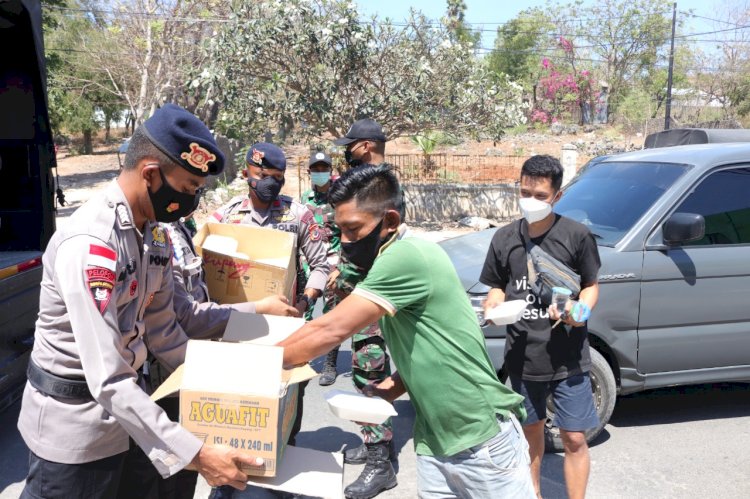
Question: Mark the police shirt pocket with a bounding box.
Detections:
[115,275,139,307]
[145,267,164,295]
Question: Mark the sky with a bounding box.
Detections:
[358,0,729,54]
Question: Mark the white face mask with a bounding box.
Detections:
[519,197,552,224]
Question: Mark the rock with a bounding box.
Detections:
[565,124,580,135]
[458,216,495,230]
[485,148,504,157]
[583,125,595,133]
[550,123,565,136]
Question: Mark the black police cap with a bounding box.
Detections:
[246,142,287,171]
[142,103,224,177]
[333,118,387,145]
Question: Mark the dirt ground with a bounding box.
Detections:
[54,126,641,235]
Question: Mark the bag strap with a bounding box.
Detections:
[518,221,538,284]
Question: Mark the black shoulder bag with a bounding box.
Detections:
[520,221,581,307]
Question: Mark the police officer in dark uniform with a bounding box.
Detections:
[17,104,264,498]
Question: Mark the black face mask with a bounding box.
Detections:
[249,175,284,203]
[148,168,202,223]
[344,148,363,168]
[341,218,386,271]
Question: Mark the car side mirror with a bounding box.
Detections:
[663,212,705,245]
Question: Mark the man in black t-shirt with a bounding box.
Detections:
[480,155,600,499]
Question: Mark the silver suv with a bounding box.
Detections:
[439,142,750,451]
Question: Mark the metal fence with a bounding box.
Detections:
[292,153,528,199]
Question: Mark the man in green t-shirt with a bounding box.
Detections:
[280,165,535,498]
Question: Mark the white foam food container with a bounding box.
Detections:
[324,389,398,425]
[485,299,527,325]
[202,234,239,255]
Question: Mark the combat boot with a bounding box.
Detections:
[344,442,397,499]
[344,440,396,465]
[343,442,367,464]
[318,347,339,386]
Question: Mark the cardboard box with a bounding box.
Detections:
[151,314,317,478]
[193,222,297,304]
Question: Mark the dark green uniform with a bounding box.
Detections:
[337,255,393,445]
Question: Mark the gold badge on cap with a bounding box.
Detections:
[251,148,265,165]
[181,142,216,173]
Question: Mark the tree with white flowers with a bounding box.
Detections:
[206,0,527,142]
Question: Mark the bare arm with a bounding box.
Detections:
[364,371,407,402]
[279,293,386,366]
[578,282,599,311]
[483,287,506,316]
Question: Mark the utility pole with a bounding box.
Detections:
[664,2,677,130]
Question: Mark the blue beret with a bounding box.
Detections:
[142,103,224,177]
[246,142,286,171]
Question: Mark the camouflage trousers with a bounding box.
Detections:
[303,280,338,321]
[302,254,338,321]
[352,323,393,444]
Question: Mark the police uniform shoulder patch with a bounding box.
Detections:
[85,266,115,314]
[180,142,216,173]
[152,226,167,248]
[309,224,322,242]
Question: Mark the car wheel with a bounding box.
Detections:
[544,348,616,453]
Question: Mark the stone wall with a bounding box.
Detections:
[403,183,519,223]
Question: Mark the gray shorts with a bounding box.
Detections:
[510,372,599,432]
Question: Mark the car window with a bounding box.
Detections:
[675,167,750,246]
[555,161,688,246]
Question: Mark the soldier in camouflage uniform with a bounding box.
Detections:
[332,119,397,499]
[300,152,342,385]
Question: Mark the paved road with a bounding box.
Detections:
[3,197,749,497]
[2,354,749,499]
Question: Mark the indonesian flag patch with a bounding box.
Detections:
[86,267,115,314]
[88,244,117,271]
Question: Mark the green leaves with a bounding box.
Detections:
[206,0,526,142]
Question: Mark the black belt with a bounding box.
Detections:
[27,361,92,400]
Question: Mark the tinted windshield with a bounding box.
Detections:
[554,161,689,246]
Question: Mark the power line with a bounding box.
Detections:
[687,13,746,27]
